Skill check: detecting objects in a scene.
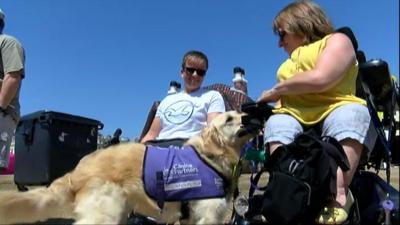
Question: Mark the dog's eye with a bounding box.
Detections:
[226,116,234,124]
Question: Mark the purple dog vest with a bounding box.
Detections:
[143,145,226,206]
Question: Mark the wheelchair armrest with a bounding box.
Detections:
[139,101,160,142]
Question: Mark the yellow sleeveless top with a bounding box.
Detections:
[274,35,366,126]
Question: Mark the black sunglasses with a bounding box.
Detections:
[278,29,287,41]
[184,67,206,77]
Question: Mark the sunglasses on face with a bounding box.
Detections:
[184,67,206,77]
[278,29,287,41]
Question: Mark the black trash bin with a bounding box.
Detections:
[14,110,103,191]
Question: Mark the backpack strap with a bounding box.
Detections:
[317,136,350,195]
[320,136,350,172]
[301,127,350,172]
[289,131,351,196]
[248,170,268,197]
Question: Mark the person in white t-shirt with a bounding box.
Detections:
[140,50,225,146]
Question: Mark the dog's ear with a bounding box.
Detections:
[200,125,226,156]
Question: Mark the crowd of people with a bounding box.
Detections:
[1,0,390,224]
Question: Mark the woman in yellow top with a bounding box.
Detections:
[257,1,375,224]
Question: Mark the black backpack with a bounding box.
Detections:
[261,130,350,225]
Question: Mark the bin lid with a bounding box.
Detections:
[20,110,104,129]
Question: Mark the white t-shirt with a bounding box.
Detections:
[155,87,225,139]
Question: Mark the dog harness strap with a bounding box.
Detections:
[180,201,190,220]
[156,171,165,210]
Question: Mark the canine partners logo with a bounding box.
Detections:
[163,163,201,191]
[164,100,194,124]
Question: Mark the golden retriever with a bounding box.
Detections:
[0,111,256,225]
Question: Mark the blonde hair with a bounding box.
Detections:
[272,0,334,45]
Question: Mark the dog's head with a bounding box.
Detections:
[189,111,258,162]
[208,111,256,145]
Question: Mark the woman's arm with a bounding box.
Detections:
[0,72,22,108]
[206,91,225,124]
[140,117,161,143]
[258,33,356,103]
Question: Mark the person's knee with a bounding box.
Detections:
[264,114,302,146]
[323,104,372,152]
[268,141,283,154]
[339,138,363,169]
[340,138,364,153]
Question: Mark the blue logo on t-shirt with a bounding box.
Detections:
[164,100,194,124]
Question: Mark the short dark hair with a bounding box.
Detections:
[181,50,208,70]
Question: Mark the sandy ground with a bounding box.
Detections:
[0,166,398,224]
[2,166,398,192]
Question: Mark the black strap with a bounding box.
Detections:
[145,138,188,148]
[180,201,190,220]
[321,136,350,171]
[248,170,268,197]
[365,96,392,183]
[0,106,7,115]
[22,119,35,145]
[155,171,165,210]
[302,123,351,172]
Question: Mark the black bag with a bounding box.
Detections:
[350,171,399,225]
[261,130,350,225]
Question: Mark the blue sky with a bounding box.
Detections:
[1,0,398,140]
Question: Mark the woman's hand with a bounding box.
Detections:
[257,88,280,103]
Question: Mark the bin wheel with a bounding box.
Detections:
[17,184,28,192]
